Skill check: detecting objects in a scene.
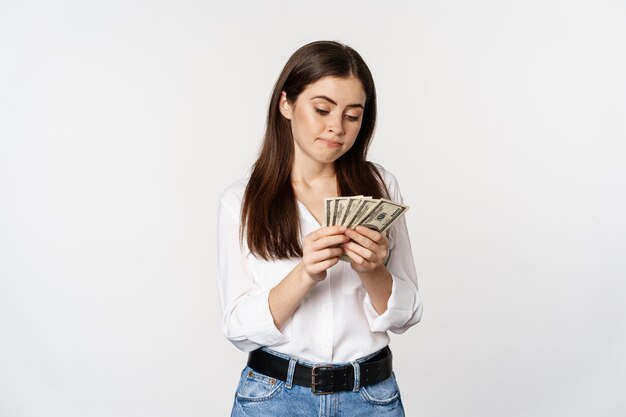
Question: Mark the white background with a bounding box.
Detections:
[1,1,625,416]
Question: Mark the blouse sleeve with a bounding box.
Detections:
[362,169,424,333]
[216,185,289,352]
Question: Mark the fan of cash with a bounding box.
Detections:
[324,196,409,233]
[324,196,409,262]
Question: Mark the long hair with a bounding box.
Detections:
[241,40,388,260]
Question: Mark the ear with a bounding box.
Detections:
[279,91,293,120]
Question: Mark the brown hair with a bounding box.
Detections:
[241,40,388,260]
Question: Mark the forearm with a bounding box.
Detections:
[268,261,318,329]
[357,265,393,315]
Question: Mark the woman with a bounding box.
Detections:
[217,40,423,416]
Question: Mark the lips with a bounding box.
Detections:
[317,138,342,147]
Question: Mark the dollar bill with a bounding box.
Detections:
[324,198,334,227]
[323,195,410,262]
[345,199,379,229]
[356,199,409,232]
[331,197,351,227]
[339,196,366,226]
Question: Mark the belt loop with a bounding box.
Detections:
[285,357,297,389]
[351,361,360,392]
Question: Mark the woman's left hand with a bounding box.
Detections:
[342,225,390,273]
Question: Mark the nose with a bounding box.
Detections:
[327,113,345,136]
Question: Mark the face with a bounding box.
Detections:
[279,76,366,166]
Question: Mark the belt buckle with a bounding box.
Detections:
[311,365,334,395]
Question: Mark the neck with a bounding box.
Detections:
[291,155,336,187]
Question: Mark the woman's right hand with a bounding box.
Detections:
[302,225,350,282]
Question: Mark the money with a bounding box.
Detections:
[338,196,365,226]
[357,199,409,232]
[323,195,409,262]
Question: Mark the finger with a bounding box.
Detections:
[311,234,350,251]
[306,254,341,275]
[342,246,370,267]
[307,247,343,264]
[354,225,384,243]
[307,225,347,242]
[343,241,375,262]
[314,257,339,272]
[344,228,377,251]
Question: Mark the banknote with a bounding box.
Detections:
[324,198,334,227]
[345,199,379,229]
[324,197,350,227]
[357,199,409,232]
[323,195,409,262]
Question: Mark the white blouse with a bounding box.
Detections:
[216,164,423,363]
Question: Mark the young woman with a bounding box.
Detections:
[217,40,423,416]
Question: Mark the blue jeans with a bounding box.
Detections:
[230,348,405,417]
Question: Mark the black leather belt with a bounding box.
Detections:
[247,346,392,395]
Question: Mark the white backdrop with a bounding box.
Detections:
[1,1,625,416]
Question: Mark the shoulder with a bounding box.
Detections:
[218,178,249,213]
[369,162,402,202]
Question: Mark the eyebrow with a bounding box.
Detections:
[310,95,364,109]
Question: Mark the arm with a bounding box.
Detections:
[341,171,423,333]
[371,206,423,333]
[342,226,393,315]
[217,190,350,349]
[216,197,288,351]
[268,225,348,329]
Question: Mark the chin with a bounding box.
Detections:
[318,151,346,165]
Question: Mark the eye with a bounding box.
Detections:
[315,107,361,122]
